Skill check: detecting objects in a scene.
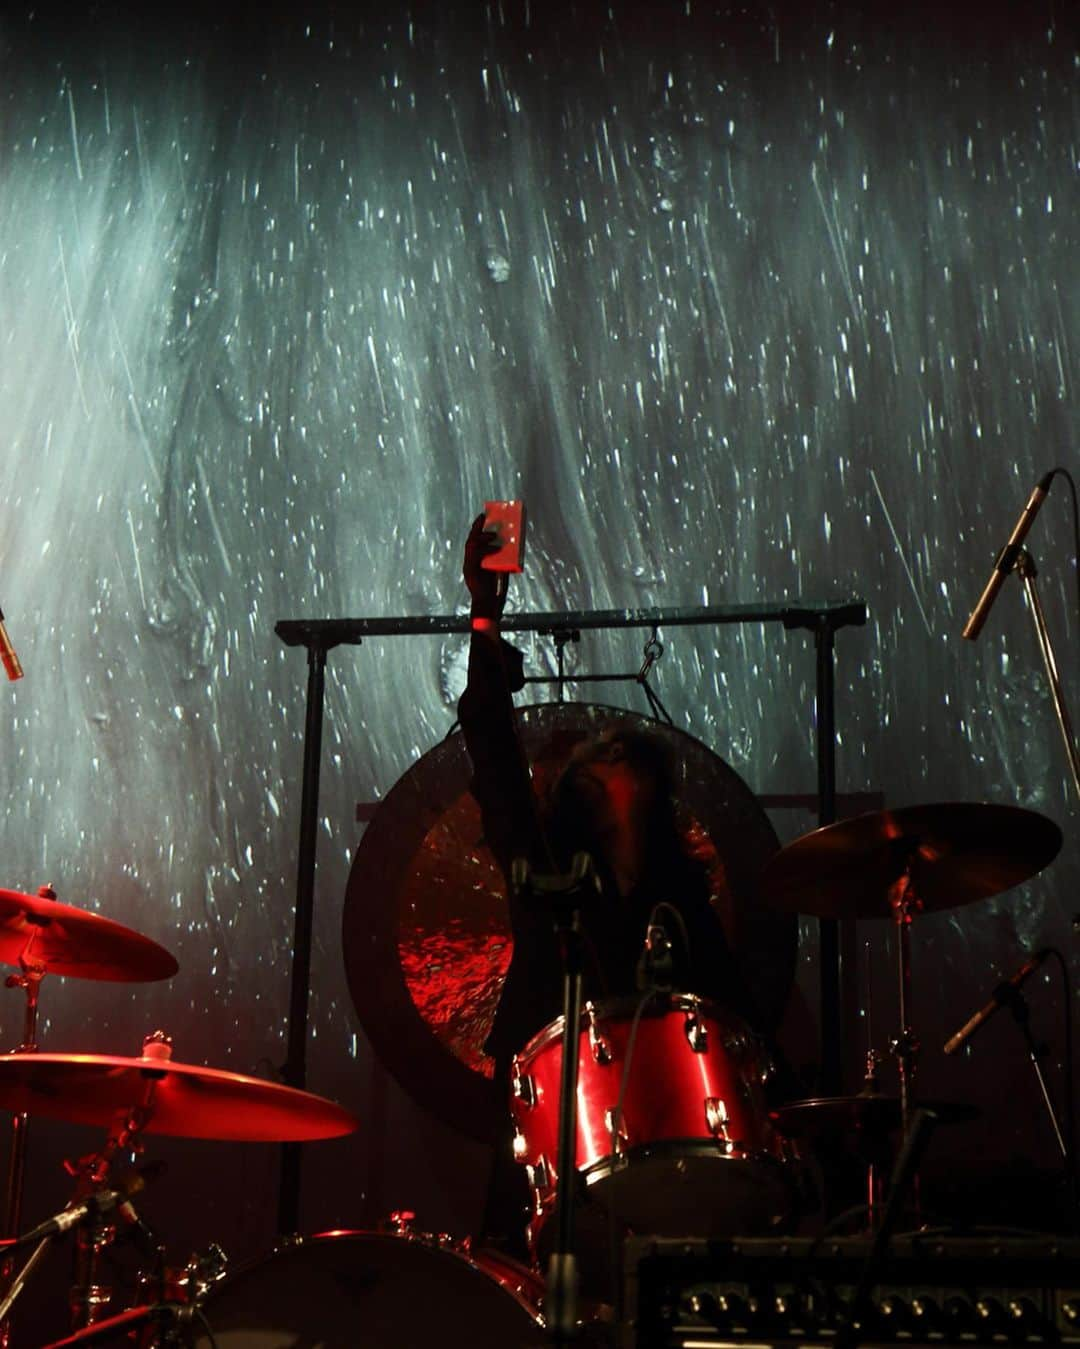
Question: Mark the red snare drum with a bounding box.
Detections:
[510,994,793,1240]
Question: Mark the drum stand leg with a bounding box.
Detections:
[887,871,920,1142]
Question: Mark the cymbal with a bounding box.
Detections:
[0,888,178,981]
[760,803,1062,919]
[0,1052,359,1141]
[770,1094,980,1140]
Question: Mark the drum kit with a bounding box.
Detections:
[0,797,1067,1346]
[499,802,1065,1329]
[0,884,359,1347]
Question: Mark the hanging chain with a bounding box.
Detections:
[638,627,674,725]
[637,627,664,683]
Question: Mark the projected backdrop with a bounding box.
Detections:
[0,2,1074,1331]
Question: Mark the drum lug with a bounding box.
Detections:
[512,1126,529,1161]
[684,1009,709,1054]
[604,1108,630,1152]
[722,1030,750,1056]
[512,1072,538,1108]
[525,1155,552,1198]
[586,1004,613,1064]
[705,1096,730,1142]
[386,1209,417,1236]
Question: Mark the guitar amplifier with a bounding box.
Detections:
[622,1233,1080,1348]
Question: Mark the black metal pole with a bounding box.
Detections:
[814,620,841,1095]
[277,639,331,1237]
[548,913,585,1345]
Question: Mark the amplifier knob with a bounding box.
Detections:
[719,1292,753,1328]
[975,1296,1008,1333]
[944,1295,978,1336]
[774,1291,806,1325]
[1008,1296,1047,1336]
[911,1295,944,1332]
[686,1291,723,1326]
[879,1293,913,1332]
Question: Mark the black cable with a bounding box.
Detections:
[1047,945,1077,1231]
[189,1306,221,1349]
[1043,467,1080,646]
[606,987,660,1322]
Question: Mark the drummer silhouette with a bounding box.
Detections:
[458,513,774,1256]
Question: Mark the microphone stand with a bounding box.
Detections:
[1014,549,1080,805]
[1005,985,1077,1228]
[1004,985,1068,1162]
[512,853,598,1345]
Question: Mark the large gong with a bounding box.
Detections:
[343,702,795,1142]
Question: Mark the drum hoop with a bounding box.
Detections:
[579,1138,791,1182]
[513,991,732,1064]
[206,1229,544,1324]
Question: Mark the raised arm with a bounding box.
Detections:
[457,513,549,875]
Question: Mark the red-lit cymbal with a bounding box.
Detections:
[0,888,177,981]
[0,1052,358,1141]
[760,803,1062,919]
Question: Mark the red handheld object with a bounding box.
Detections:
[481,500,527,573]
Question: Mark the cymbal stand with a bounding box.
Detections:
[886,856,922,1141]
[1,928,50,1349]
[1014,549,1080,806]
[3,951,46,1240]
[0,1095,154,1338]
[861,939,885,1230]
[66,1098,154,1333]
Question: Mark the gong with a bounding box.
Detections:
[343,702,795,1142]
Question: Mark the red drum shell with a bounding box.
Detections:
[191,1230,545,1348]
[510,995,793,1239]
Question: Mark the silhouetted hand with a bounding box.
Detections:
[463,512,509,620]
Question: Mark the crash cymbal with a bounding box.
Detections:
[0,1051,358,1141]
[760,803,1062,919]
[770,1094,980,1140]
[0,887,177,981]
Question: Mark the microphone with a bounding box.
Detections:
[943,949,1052,1055]
[14,1162,163,1247]
[963,472,1054,640]
[0,607,23,681]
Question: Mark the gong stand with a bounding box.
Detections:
[273,597,867,1235]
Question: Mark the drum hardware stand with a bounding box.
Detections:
[886,854,922,1141]
[511,852,600,1345]
[860,939,886,1231]
[0,1103,153,1334]
[1,894,56,1349]
[836,1106,940,1349]
[54,1033,168,1333]
[65,1098,157,1333]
